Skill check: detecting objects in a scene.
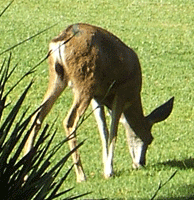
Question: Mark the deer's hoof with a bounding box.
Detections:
[76,175,87,183]
[104,171,114,179]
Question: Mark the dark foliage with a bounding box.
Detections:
[0,53,89,200]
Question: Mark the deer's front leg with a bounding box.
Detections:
[91,99,109,166]
[104,95,124,178]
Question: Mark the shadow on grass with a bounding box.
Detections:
[127,195,194,200]
[148,184,194,200]
[156,196,194,200]
[114,157,194,178]
[155,184,194,200]
[157,157,194,170]
[152,158,194,200]
[113,158,194,200]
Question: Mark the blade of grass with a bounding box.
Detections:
[0,0,14,17]
[0,81,33,144]
[150,170,178,200]
[50,188,74,200]
[47,165,74,200]
[63,192,92,200]
[0,53,12,97]
[8,106,44,171]
[0,22,59,56]
[0,81,33,174]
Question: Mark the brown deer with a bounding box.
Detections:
[24,23,174,182]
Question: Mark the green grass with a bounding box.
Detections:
[1,0,194,199]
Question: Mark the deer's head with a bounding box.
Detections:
[123,97,174,169]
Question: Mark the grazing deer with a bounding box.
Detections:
[24,23,174,182]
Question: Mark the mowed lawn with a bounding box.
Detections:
[0,0,194,199]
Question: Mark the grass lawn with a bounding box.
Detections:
[0,0,194,199]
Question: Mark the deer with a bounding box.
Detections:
[24,23,174,182]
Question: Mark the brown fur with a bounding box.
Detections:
[24,23,174,182]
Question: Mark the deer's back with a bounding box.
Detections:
[51,23,142,102]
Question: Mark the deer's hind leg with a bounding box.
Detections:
[24,55,68,155]
[63,88,92,182]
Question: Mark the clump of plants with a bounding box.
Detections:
[0,53,88,200]
[0,1,89,199]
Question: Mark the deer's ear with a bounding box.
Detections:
[146,97,174,127]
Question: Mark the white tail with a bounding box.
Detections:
[24,23,174,182]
